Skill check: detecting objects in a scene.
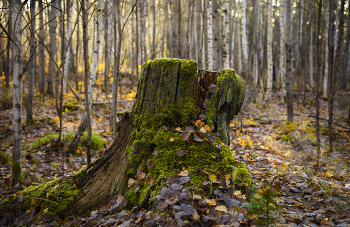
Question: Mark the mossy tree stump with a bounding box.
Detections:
[1,59,249,218]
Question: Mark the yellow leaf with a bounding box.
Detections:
[211,155,216,159]
[193,210,200,221]
[234,190,242,197]
[175,127,181,131]
[31,198,36,206]
[209,175,217,181]
[170,137,174,142]
[225,174,231,180]
[43,208,48,213]
[204,125,211,131]
[22,158,28,163]
[215,205,227,213]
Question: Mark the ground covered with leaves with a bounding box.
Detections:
[0,83,350,226]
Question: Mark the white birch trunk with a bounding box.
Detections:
[285,0,294,122]
[241,0,248,71]
[230,7,235,69]
[11,0,23,186]
[223,0,230,68]
[323,0,329,97]
[253,0,260,103]
[280,0,286,103]
[62,1,72,97]
[207,0,213,70]
[309,1,314,88]
[48,0,58,95]
[212,0,219,70]
[236,0,242,74]
[264,0,273,108]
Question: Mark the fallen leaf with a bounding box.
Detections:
[199,115,207,121]
[193,210,200,221]
[177,149,184,157]
[194,133,203,142]
[193,193,202,200]
[224,174,231,180]
[199,127,207,133]
[31,198,36,206]
[147,159,155,168]
[209,175,217,181]
[215,205,227,213]
[154,150,160,157]
[137,172,146,180]
[128,178,135,187]
[170,137,174,142]
[179,169,188,177]
[203,100,209,109]
[199,167,209,175]
[195,120,204,127]
[211,155,216,159]
[204,125,211,131]
[181,130,191,141]
[43,208,48,213]
[207,135,215,143]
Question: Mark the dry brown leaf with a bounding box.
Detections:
[181,130,191,141]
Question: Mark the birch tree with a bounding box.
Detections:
[5,1,11,89]
[223,0,230,68]
[68,0,102,155]
[241,0,248,71]
[152,0,156,59]
[207,0,213,70]
[212,0,219,70]
[285,0,294,122]
[323,0,329,97]
[264,0,273,108]
[308,0,314,88]
[253,0,260,103]
[104,1,110,98]
[27,0,36,125]
[38,0,45,94]
[11,0,23,186]
[48,0,58,95]
[279,0,286,103]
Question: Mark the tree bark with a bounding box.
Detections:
[48,0,58,96]
[285,0,294,122]
[11,0,23,186]
[223,0,230,68]
[279,0,286,103]
[264,0,273,108]
[207,0,213,70]
[27,0,36,125]
[212,0,220,71]
[323,0,329,98]
[5,0,11,89]
[152,0,156,59]
[308,0,314,89]
[38,0,45,94]
[241,0,248,72]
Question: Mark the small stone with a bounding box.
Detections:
[201,216,210,222]
[180,192,190,201]
[175,211,185,219]
[171,183,183,190]
[134,186,140,193]
[173,205,181,210]
[198,200,208,207]
[156,194,163,200]
[169,189,181,198]
[277,217,287,224]
[160,187,171,198]
[176,218,186,227]
[179,176,190,185]
[157,200,168,210]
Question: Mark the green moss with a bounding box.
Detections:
[11,162,22,186]
[63,102,79,111]
[14,170,83,216]
[31,132,106,150]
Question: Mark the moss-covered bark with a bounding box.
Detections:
[1,59,248,219]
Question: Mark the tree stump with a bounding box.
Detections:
[2,59,250,218]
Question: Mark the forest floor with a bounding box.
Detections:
[0,80,350,226]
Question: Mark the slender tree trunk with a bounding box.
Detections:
[212,0,219,70]
[236,0,242,74]
[308,0,314,89]
[323,0,329,97]
[152,0,156,59]
[342,7,350,90]
[223,0,229,68]
[164,1,170,57]
[141,0,146,62]
[264,0,273,108]
[75,0,80,92]
[27,0,36,125]
[38,0,45,94]
[48,0,58,96]
[177,0,182,58]
[5,1,11,89]
[285,0,294,122]
[241,0,248,72]
[112,0,122,139]
[280,0,286,103]
[315,0,323,156]
[253,0,260,103]
[131,0,135,87]
[298,0,303,104]
[196,0,202,68]
[207,0,213,70]
[135,3,139,81]
[190,0,195,59]
[104,1,110,97]
[329,0,345,152]
[184,0,190,59]
[230,0,235,69]
[11,0,23,186]
[60,0,67,97]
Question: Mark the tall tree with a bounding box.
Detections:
[177,0,181,58]
[48,0,58,96]
[264,0,273,108]
[11,0,23,186]
[27,0,36,125]
[223,0,230,68]
[141,0,146,62]
[131,0,135,87]
[279,0,286,103]
[328,0,345,152]
[38,0,45,94]
[5,1,11,89]
[308,0,314,89]
[196,0,202,68]
[104,1,110,98]
[152,0,156,59]
[341,6,350,90]
[323,0,329,97]
[285,0,294,122]
[241,0,248,72]
[212,0,219,70]
[207,0,213,69]
[252,0,260,103]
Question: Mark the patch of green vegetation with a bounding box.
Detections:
[280,135,291,142]
[63,102,79,111]
[243,185,280,225]
[0,151,11,164]
[31,132,106,150]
